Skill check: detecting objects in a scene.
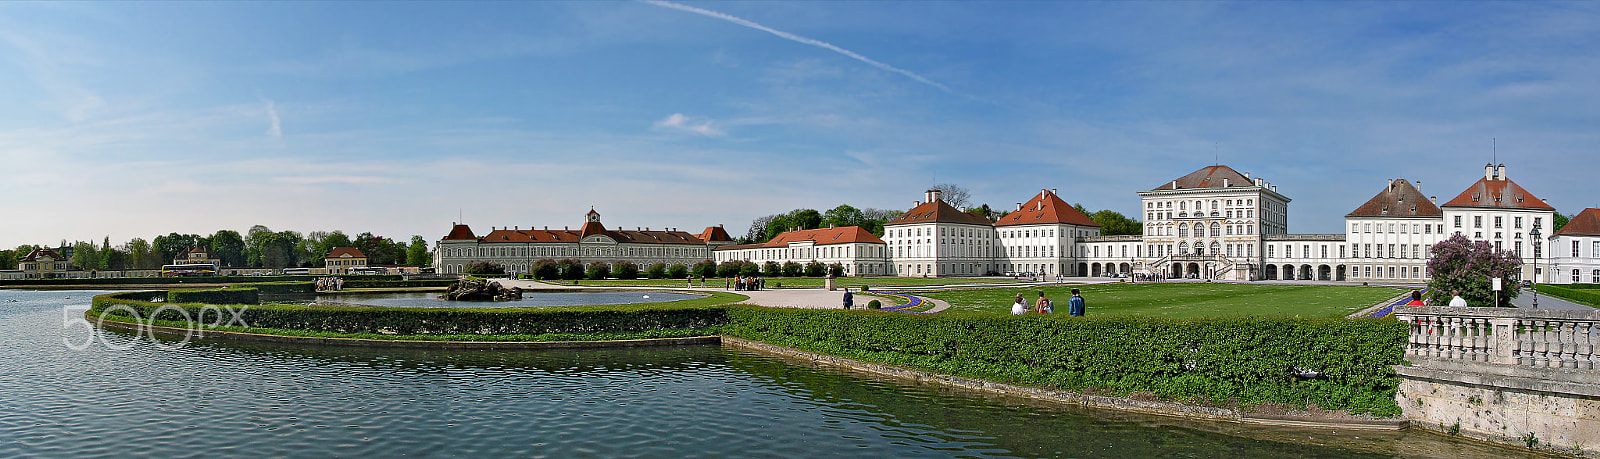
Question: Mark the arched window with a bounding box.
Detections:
[1179,242,1189,254]
[1210,222,1222,237]
[1210,241,1220,255]
[1179,223,1189,238]
[1195,224,1205,238]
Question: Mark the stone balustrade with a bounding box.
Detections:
[1394,306,1599,370]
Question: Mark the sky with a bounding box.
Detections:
[2,1,1597,249]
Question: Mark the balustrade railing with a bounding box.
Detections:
[1394,306,1599,370]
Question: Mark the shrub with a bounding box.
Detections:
[1426,234,1522,307]
[464,261,506,275]
[557,258,585,280]
[692,260,717,279]
[716,261,743,278]
[647,263,669,279]
[614,260,640,279]
[667,264,689,279]
[740,263,761,277]
[866,299,881,309]
[532,259,559,280]
[781,261,802,277]
[240,281,315,295]
[586,262,612,280]
[167,287,259,305]
[720,306,1408,416]
[804,261,826,277]
[763,261,782,277]
[1535,284,1600,307]
[828,263,845,278]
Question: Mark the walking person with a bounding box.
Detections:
[843,289,854,310]
[1068,288,1085,317]
[1011,293,1027,315]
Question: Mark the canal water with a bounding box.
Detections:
[1,290,1538,458]
[308,291,705,308]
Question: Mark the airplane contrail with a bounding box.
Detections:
[642,0,954,94]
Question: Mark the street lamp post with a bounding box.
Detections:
[1530,223,1541,309]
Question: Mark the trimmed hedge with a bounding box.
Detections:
[92,292,728,336]
[167,287,259,305]
[241,281,316,295]
[341,279,458,289]
[1535,284,1600,308]
[719,306,1408,416]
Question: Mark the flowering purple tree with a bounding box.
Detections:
[1426,234,1523,307]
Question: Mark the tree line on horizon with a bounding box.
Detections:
[0,226,434,271]
[739,183,1146,244]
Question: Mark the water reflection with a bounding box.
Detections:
[0,290,1542,458]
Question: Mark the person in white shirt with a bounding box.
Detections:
[1011,294,1027,315]
[1448,290,1468,308]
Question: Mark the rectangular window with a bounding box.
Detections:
[1388,223,1395,233]
[1515,241,1523,257]
[1339,245,1347,258]
[1388,244,1396,258]
[1454,216,1462,227]
[1495,216,1503,228]
[1475,216,1482,228]
[1515,217,1523,229]
[1364,244,1371,258]
[1365,266,1372,277]
[1575,240,1581,257]
[1376,244,1384,258]
[1400,224,1407,234]
[1575,269,1581,283]
[1413,244,1420,259]
[1267,245,1274,258]
[1593,241,1600,258]
[1364,223,1371,233]
[1321,245,1328,258]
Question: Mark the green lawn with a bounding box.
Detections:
[535,277,1019,289]
[920,282,1407,319]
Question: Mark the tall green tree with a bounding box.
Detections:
[71,241,101,270]
[823,205,865,228]
[406,235,431,267]
[124,238,157,269]
[1089,210,1143,236]
[153,233,200,263]
[1553,212,1571,233]
[210,230,246,267]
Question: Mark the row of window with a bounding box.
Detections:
[1454,215,1538,230]
[1146,198,1257,210]
[1352,222,1445,235]
[1570,269,1600,283]
[441,245,706,259]
[1146,222,1257,238]
[1570,240,1600,258]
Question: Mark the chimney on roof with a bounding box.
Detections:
[1485,163,1494,180]
[1037,200,1043,211]
[1416,181,1421,192]
[926,189,943,204]
[1255,177,1264,187]
[565,226,569,231]
[1051,188,1057,195]
[1271,185,1277,192]
[1223,178,1229,187]
[1016,202,1024,212]
[829,224,835,229]
[1244,172,1251,179]
[1497,164,1506,181]
[1388,179,1394,190]
[1171,180,1178,189]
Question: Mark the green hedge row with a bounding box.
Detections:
[92,292,728,336]
[239,281,316,295]
[719,306,1407,416]
[2,274,405,286]
[341,279,459,289]
[167,287,259,305]
[1535,284,1600,308]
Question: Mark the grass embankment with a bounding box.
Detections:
[534,276,1018,289]
[1534,284,1600,308]
[921,283,1406,318]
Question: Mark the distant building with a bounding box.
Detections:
[1547,208,1600,285]
[324,247,368,274]
[173,247,222,267]
[19,248,70,279]
[1440,164,1555,282]
[714,226,889,276]
[883,189,1004,277]
[433,209,733,275]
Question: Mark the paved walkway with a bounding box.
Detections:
[1509,291,1595,311]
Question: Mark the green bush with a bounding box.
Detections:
[167,287,259,305]
[586,262,612,280]
[646,263,669,279]
[692,260,717,279]
[463,261,506,275]
[667,264,689,279]
[340,279,458,289]
[867,299,882,309]
[532,259,559,280]
[720,306,1407,416]
[614,260,640,280]
[763,261,782,277]
[828,263,845,278]
[804,261,826,277]
[558,259,585,280]
[716,261,743,278]
[92,292,728,336]
[740,263,761,277]
[781,261,802,277]
[1535,284,1600,308]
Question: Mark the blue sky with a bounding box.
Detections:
[2,1,1597,247]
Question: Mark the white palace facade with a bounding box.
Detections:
[443,163,1572,284]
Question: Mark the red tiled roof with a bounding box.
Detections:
[179,247,212,257]
[886,199,992,226]
[996,190,1099,227]
[1346,179,1442,218]
[1440,176,1554,210]
[1149,165,1255,191]
[327,247,366,258]
[20,248,61,262]
[479,228,706,245]
[443,224,477,241]
[716,226,885,250]
[1555,208,1600,236]
[697,226,734,243]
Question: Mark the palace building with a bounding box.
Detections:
[433,209,735,275]
[436,163,1566,284]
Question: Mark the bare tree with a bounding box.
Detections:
[860,208,904,221]
[743,214,777,243]
[931,183,971,209]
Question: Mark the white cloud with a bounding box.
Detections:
[653,113,725,137]
[264,99,282,138]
